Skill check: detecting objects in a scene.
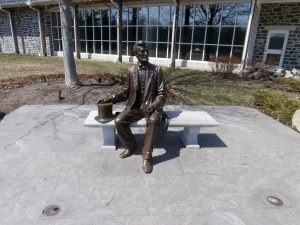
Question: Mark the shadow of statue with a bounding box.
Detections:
[0,112,6,122]
[117,130,227,166]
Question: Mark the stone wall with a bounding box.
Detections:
[0,12,15,53]
[0,8,53,56]
[252,3,300,70]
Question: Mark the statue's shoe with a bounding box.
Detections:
[142,159,153,174]
[119,149,133,159]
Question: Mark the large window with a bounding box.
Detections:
[79,9,118,54]
[122,6,174,58]
[50,2,251,62]
[178,3,251,62]
[51,12,63,51]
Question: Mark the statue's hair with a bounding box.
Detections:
[133,40,148,55]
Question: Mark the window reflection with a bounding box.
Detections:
[193,26,205,43]
[194,5,209,25]
[110,9,118,25]
[148,43,156,57]
[204,45,217,62]
[102,10,109,26]
[208,4,222,25]
[149,7,158,25]
[180,44,191,60]
[52,3,250,60]
[138,7,148,25]
[191,45,203,60]
[159,6,171,25]
[222,4,236,25]
[180,26,192,43]
[236,3,250,25]
[218,46,231,62]
[206,27,219,44]
[158,43,168,58]
[234,27,246,45]
[93,10,101,26]
[219,27,234,45]
[86,10,93,26]
[231,47,243,63]
[148,27,157,42]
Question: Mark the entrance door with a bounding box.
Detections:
[263,30,289,68]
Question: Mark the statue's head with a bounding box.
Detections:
[133,40,149,65]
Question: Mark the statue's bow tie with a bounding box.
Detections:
[139,65,147,70]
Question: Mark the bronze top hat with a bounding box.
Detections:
[95,102,114,123]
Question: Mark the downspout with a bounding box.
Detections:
[241,0,256,71]
[0,5,19,54]
[27,0,47,56]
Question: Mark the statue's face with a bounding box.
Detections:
[136,46,149,64]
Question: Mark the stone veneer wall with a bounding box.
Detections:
[0,12,15,53]
[252,2,300,70]
[0,8,53,56]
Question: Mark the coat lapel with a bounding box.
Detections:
[144,65,154,99]
[132,65,138,91]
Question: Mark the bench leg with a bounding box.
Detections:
[181,127,200,150]
[101,127,116,150]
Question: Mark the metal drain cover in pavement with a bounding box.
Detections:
[42,205,61,216]
[266,196,284,206]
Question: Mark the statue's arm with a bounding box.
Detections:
[151,66,167,110]
[98,71,130,104]
[111,71,130,103]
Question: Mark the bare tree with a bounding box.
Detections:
[59,0,81,87]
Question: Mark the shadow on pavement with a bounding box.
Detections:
[198,133,227,148]
[0,112,5,122]
[116,131,227,166]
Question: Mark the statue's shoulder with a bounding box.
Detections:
[128,65,137,73]
[147,63,158,71]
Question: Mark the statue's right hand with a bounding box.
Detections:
[98,97,111,104]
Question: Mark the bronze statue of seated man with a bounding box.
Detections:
[98,40,168,174]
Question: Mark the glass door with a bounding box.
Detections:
[263,30,289,68]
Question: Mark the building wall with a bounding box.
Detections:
[0,11,15,53]
[0,8,53,56]
[252,2,300,69]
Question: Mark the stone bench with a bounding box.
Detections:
[84,111,218,150]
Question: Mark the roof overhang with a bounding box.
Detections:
[1,0,299,10]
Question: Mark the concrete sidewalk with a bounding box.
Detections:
[0,105,300,225]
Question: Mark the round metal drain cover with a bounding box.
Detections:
[42,205,61,216]
[266,196,284,206]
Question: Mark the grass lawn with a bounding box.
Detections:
[165,68,256,106]
[0,53,130,79]
[0,53,259,106]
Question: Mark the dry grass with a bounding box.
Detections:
[0,53,130,80]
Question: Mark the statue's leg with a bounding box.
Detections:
[114,109,143,151]
[143,112,161,159]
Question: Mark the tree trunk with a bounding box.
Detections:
[59,0,80,87]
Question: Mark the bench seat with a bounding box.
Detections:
[84,110,218,150]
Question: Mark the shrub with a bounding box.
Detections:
[210,56,239,79]
[253,91,300,126]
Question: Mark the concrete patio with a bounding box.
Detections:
[0,105,300,225]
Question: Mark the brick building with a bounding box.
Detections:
[0,0,299,70]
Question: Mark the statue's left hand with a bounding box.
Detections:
[141,106,155,117]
